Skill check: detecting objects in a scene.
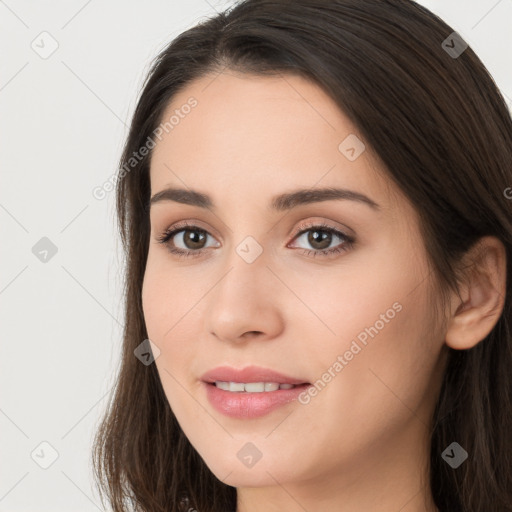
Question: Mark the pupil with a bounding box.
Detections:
[308,230,331,250]
[185,230,205,249]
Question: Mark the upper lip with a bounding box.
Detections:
[201,365,310,385]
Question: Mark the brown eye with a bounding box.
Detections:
[176,229,207,250]
[290,223,355,257]
[156,223,220,257]
[305,229,333,250]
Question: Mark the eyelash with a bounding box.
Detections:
[155,220,355,260]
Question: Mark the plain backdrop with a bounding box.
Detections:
[1,0,511,510]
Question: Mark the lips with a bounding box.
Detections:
[200,365,310,386]
[200,365,312,418]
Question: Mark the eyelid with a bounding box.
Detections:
[290,218,354,241]
[156,218,221,241]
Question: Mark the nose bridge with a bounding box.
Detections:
[205,236,283,342]
[214,237,269,314]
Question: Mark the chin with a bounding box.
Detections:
[199,447,306,488]
[209,463,289,488]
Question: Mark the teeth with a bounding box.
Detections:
[214,381,231,391]
[214,381,297,392]
[244,382,266,392]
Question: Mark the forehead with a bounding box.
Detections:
[149,71,400,212]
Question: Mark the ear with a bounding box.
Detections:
[445,236,507,350]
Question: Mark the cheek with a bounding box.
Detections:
[141,252,191,342]
[142,264,206,424]
[299,266,441,450]
[141,263,165,340]
[271,296,437,482]
[296,240,440,416]
[141,256,206,374]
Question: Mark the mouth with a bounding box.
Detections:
[200,366,312,418]
[200,365,309,387]
[209,381,310,392]
[203,381,312,418]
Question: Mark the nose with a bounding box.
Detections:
[204,251,285,344]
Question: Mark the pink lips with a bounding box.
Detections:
[201,365,312,419]
[201,365,309,385]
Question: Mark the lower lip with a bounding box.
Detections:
[203,382,312,419]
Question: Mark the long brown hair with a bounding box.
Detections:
[92,1,512,510]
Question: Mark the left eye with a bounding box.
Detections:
[156,222,355,259]
[158,226,219,253]
[290,225,354,255]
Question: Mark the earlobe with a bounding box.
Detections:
[444,236,507,351]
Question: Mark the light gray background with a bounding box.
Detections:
[1,1,511,510]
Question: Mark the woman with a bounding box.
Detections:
[92,1,512,511]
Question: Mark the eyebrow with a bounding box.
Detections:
[149,186,380,211]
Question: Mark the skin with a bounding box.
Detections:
[142,71,507,512]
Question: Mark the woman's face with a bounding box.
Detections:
[142,71,448,492]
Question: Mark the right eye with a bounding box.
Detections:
[156,222,220,258]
